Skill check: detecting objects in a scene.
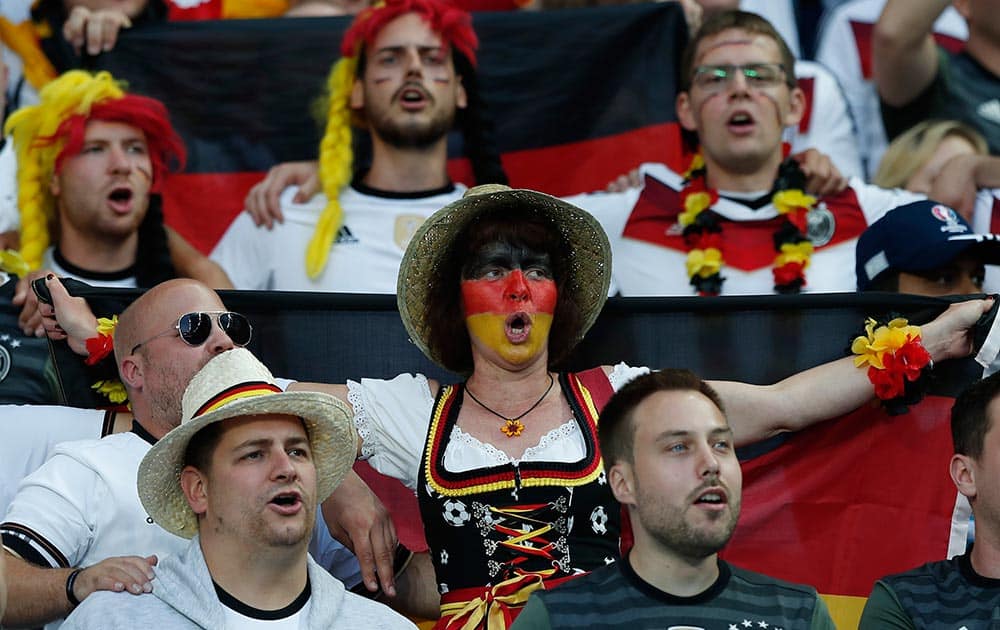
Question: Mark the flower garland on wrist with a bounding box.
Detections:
[677,154,819,295]
[851,316,932,415]
[83,316,128,406]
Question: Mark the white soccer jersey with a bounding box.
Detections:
[0,405,109,516]
[815,0,968,177]
[576,163,925,296]
[791,60,864,180]
[211,183,466,293]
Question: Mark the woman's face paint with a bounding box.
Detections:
[461,242,557,367]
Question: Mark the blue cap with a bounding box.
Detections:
[856,200,1000,290]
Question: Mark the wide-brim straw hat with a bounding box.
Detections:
[138,348,357,538]
[397,184,612,372]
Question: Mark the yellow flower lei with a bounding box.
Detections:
[851,317,922,370]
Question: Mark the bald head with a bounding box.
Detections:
[115,279,236,433]
[114,279,225,367]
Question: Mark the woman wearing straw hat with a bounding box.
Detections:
[325,183,993,629]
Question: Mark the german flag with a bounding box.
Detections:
[92,3,688,254]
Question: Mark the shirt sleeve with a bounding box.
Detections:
[209,208,275,290]
[309,510,362,588]
[858,581,917,630]
[0,140,18,233]
[852,180,926,226]
[608,363,651,392]
[347,373,434,490]
[1,449,108,568]
[811,594,838,630]
[508,594,553,630]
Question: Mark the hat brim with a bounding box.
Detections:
[397,186,612,372]
[138,391,357,539]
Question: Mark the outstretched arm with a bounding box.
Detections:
[711,299,992,446]
[872,0,947,107]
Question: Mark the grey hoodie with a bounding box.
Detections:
[62,535,415,629]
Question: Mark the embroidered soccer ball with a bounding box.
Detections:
[590,505,608,534]
[442,500,471,527]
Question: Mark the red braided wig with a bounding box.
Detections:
[40,94,186,193]
[340,0,477,66]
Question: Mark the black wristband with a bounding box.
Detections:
[66,568,83,607]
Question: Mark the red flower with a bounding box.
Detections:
[868,364,905,400]
[896,340,932,381]
[786,209,808,233]
[773,261,805,287]
[84,333,114,366]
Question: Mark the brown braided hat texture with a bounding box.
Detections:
[397,184,612,372]
[137,348,357,538]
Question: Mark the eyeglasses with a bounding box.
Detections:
[691,63,789,93]
[130,311,253,355]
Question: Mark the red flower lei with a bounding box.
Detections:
[851,317,932,414]
[678,155,819,295]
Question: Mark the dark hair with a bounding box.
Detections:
[598,369,726,466]
[679,10,797,91]
[951,371,1000,459]
[424,208,582,375]
[182,422,226,475]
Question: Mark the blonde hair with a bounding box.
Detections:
[874,120,989,190]
[4,71,125,270]
[305,56,357,279]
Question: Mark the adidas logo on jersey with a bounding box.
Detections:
[334,225,359,244]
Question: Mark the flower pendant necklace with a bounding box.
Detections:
[465,373,555,438]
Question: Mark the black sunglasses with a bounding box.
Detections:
[130,311,253,355]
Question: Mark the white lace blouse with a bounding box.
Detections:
[347,363,649,490]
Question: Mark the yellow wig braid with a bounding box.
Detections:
[4,70,125,270]
[305,56,357,279]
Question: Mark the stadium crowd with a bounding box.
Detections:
[1,0,1000,628]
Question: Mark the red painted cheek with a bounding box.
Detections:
[461,279,505,316]
[460,277,557,316]
[533,281,557,314]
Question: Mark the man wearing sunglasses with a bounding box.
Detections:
[0,278,369,629]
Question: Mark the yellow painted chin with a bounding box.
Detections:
[466,313,554,365]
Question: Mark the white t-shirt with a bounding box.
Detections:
[211,183,466,293]
[41,247,138,288]
[791,60,865,180]
[0,139,18,233]
[348,363,648,489]
[0,405,108,516]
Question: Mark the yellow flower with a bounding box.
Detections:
[0,249,29,277]
[682,153,705,180]
[774,241,814,268]
[773,189,817,215]
[95,315,118,337]
[851,318,922,369]
[679,191,713,227]
[92,379,128,405]
[686,247,723,279]
[501,419,525,438]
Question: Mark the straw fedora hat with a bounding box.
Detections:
[137,348,357,538]
[397,184,612,373]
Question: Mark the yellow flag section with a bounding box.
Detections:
[821,594,868,629]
